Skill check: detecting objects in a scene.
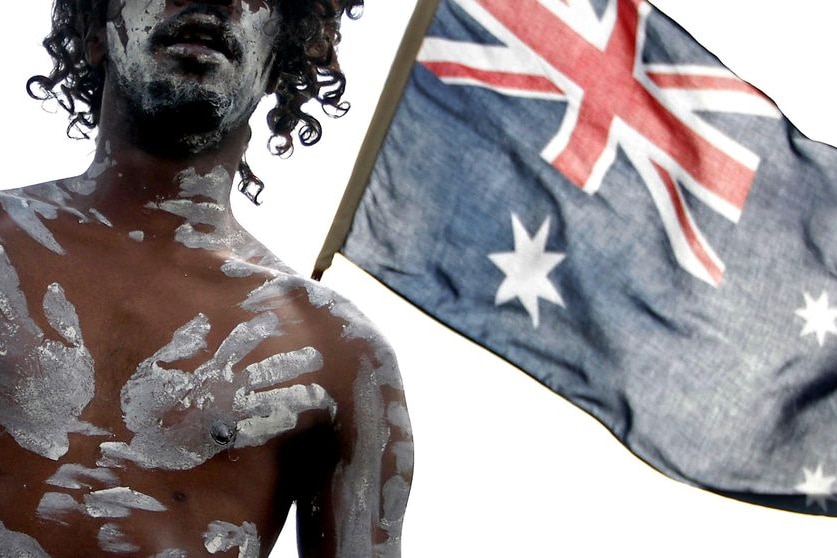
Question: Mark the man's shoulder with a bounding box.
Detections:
[245,272,401,379]
[0,176,85,198]
[0,176,94,222]
[0,176,110,254]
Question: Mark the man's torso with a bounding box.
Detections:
[0,177,373,556]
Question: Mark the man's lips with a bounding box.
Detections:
[152,15,242,62]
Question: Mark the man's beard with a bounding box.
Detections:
[112,67,258,155]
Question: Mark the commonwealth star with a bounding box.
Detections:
[795,291,837,347]
[488,213,565,328]
[795,464,836,512]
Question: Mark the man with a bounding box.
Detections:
[0,0,413,556]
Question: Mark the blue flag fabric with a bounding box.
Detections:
[332,0,837,514]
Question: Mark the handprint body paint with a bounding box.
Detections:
[99,310,335,470]
[0,246,106,460]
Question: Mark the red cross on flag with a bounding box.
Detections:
[418,0,780,285]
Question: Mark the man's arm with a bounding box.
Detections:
[296,338,414,558]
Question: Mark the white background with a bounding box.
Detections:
[3,1,837,556]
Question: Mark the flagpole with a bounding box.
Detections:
[312,0,442,280]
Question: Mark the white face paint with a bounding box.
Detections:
[107,0,281,141]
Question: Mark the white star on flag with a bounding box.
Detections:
[488,213,565,328]
[795,291,837,346]
[795,464,836,512]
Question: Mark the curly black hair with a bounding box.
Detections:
[27,0,363,155]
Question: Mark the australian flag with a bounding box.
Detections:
[317,0,837,514]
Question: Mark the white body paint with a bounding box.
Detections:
[83,487,168,518]
[287,275,410,557]
[245,273,411,555]
[99,310,334,470]
[0,248,107,460]
[98,522,140,554]
[37,486,167,525]
[151,167,289,277]
[46,464,119,490]
[36,492,81,525]
[0,149,115,254]
[151,550,189,558]
[203,521,260,558]
[0,521,50,557]
[107,0,280,142]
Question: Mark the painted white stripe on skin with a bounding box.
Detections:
[386,402,411,434]
[46,464,118,490]
[128,230,145,242]
[98,523,140,554]
[292,280,411,556]
[36,492,83,525]
[89,208,113,228]
[209,312,281,375]
[241,274,336,315]
[381,476,410,529]
[0,244,41,348]
[0,277,107,460]
[220,241,290,278]
[84,487,167,518]
[333,369,390,557]
[68,143,115,195]
[233,383,336,447]
[0,521,50,557]
[239,276,303,312]
[151,550,189,558]
[245,346,323,388]
[149,169,232,253]
[203,521,260,558]
[391,441,414,477]
[0,148,116,253]
[240,246,412,555]
[151,167,286,277]
[0,193,65,254]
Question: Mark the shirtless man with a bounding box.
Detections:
[0,0,413,556]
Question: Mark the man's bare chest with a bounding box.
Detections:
[0,224,343,555]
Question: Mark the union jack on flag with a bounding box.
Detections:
[321,0,837,515]
[418,0,780,286]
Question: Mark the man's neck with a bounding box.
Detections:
[73,108,250,232]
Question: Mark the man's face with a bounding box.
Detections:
[105,0,281,144]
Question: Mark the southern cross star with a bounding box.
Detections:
[795,464,836,512]
[795,291,837,347]
[488,213,565,328]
